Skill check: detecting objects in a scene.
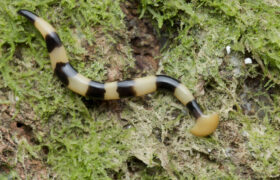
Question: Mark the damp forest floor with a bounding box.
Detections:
[1,0,280,179]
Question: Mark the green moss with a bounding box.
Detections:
[246,123,280,176]
[47,117,130,179]
[140,0,280,83]
[0,172,19,180]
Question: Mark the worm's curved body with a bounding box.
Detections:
[18,10,219,137]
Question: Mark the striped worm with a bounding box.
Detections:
[18,10,219,137]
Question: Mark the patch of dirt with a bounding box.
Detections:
[218,121,255,178]
[82,2,162,113]
[121,0,160,73]
[0,98,51,178]
[1,102,39,145]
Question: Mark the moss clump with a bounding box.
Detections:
[139,0,280,83]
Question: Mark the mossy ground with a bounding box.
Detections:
[0,0,280,179]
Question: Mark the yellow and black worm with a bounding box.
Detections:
[18,10,219,137]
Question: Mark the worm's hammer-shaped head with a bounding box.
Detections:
[190,113,219,137]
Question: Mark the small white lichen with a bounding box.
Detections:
[244,57,252,64]
[226,45,231,54]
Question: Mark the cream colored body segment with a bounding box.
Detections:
[104,82,120,100]
[68,74,91,96]
[133,76,156,96]
[49,46,69,69]
[174,84,194,105]
[34,18,56,38]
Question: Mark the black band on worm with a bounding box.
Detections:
[86,81,105,99]
[156,75,180,92]
[54,62,77,85]
[186,100,203,119]
[117,80,136,98]
[17,10,37,23]
[45,32,62,52]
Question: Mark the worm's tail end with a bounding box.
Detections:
[18,9,38,22]
[190,113,219,137]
